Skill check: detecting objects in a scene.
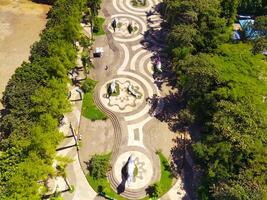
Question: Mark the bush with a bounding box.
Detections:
[81,78,97,93]
[0,0,89,198]
[93,17,105,35]
[80,36,92,48]
[88,153,111,180]
[146,183,162,198]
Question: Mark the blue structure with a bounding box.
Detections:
[239,19,260,39]
[233,30,241,40]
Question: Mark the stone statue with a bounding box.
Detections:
[128,83,140,98]
[127,155,135,186]
[110,80,116,93]
[156,59,162,72]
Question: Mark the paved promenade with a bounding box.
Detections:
[91,0,187,199]
[58,0,188,199]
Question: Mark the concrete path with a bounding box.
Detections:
[55,45,98,200]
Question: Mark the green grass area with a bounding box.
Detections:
[142,152,173,200]
[157,152,173,195]
[82,92,107,120]
[86,175,126,200]
[93,17,105,36]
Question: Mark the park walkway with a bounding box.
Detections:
[91,0,187,199]
[58,0,188,199]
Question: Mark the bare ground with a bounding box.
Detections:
[78,116,115,172]
[0,0,50,109]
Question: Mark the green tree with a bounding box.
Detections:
[253,36,267,54]
[146,183,162,199]
[220,0,239,25]
[254,16,267,35]
[31,79,71,118]
[88,153,111,179]
[167,24,197,58]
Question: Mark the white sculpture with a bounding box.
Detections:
[152,98,164,116]
[110,80,117,93]
[128,83,140,98]
[156,60,162,72]
[127,155,135,186]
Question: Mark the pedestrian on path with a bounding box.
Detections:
[105,65,109,70]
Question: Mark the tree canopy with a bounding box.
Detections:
[0,0,89,198]
[163,0,267,199]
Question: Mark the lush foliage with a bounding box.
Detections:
[86,152,126,200]
[81,79,107,120]
[88,153,111,180]
[93,17,105,36]
[157,152,173,196]
[238,0,267,16]
[163,0,267,199]
[0,0,88,199]
[146,183,162,199]
[163,0,230,54]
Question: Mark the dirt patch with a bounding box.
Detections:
[0,0,50,109]
[78,117,114,172]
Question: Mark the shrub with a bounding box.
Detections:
[88,153,111,180]
[80,36,92,48]
[81,78,97,93]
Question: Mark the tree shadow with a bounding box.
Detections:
[141,2,176,90]
[170,134,202,200]
[117,158,129,194]
[32,0,53,5]
[147,92,188,132]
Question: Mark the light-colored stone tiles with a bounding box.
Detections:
[127,127,145,148]
[130,49,147,70]
[118,43,129,72]
[131,43,143,51]
[138,53,155,83]
[112,0,123,13]
[117,0,147,16]
[127,116,153,147]
[117,70,155,96]
[124,104,151,121]
[162,177,186,200]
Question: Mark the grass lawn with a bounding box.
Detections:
[86,175,126,200]
[142,152,173,200]
[93,17,105,36]
[157,152,173,195]
[82,92,107,120]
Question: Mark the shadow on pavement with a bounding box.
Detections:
[117,158,129,194]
